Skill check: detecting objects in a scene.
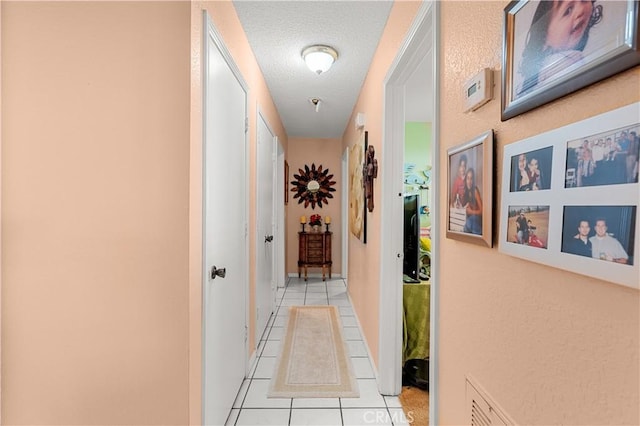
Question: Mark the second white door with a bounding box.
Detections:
[256,110,276,342]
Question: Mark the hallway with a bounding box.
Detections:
[226,278,409,426]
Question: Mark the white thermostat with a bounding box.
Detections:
[463,68,493,112]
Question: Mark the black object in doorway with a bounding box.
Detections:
[402,358,429,391]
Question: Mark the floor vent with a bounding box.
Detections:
[466,375,516,426]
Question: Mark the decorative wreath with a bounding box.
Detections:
[291,163,336,209]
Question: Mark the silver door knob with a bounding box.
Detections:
[211,265,226,279]
[265,235,274,243]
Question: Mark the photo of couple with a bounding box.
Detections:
[510,146,553,192]
[561,205,636,265]
[447,131,493,247]
[449,146,484,236]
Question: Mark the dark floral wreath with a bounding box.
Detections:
[291,163,336,209]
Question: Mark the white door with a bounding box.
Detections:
[255,110,276,340]
[203,14,248,426]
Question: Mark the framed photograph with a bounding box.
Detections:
[499,102,639,289]
[284,160,289,205]
[501,0,640,121]
[446,130,493,247]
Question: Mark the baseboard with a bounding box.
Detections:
[346,292,380,383]
[287,272,323,278]
[287,272,342,278]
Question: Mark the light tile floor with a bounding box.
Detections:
[225,277,410,426]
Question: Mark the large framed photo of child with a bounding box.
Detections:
[446,130,493,248]
[499,103,639,289]
[501,0,640,121]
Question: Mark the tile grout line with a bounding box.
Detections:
[235,278,389,426]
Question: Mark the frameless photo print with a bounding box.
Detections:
[506,205,550,249]
[561,205,636,265]
[509,146,553,192]
[565,123,640,188]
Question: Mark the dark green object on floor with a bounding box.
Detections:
[402,281,430,390]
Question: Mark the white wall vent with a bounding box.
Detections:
[466,375,516,426]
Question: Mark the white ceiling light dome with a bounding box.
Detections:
[302,45,338,75]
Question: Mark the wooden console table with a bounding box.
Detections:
[298,231,332,281]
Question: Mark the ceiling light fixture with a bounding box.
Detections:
[302,45,338,75]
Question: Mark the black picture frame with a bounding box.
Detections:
[501,0,640,121]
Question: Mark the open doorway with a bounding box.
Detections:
[401,49,432,395]
[379,1,439,424]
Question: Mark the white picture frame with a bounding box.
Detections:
[499,102,639,289]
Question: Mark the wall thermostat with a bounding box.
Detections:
[463,68,493,112]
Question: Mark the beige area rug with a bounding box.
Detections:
[399,386,429,425]
[268,305,359,398]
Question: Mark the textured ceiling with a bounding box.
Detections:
[233,1,394,139]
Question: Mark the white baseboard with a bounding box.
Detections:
[287,272,342,278]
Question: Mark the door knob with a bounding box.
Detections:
[210,265,226,279]
[265,235,274,243]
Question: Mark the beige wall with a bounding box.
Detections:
[2,1,287,424]
[437,2,639,424]
[2,2,191,424]
[3,0,638,424]
[286,138,343,276]
[342,0,639,423]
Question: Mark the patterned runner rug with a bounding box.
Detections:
[268,305,359,398]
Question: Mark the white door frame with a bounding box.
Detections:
[255,106,277,337]
[276,141,286,289]
[379,1,439,424]
[341,147,349,280]
[202,10,250,423]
